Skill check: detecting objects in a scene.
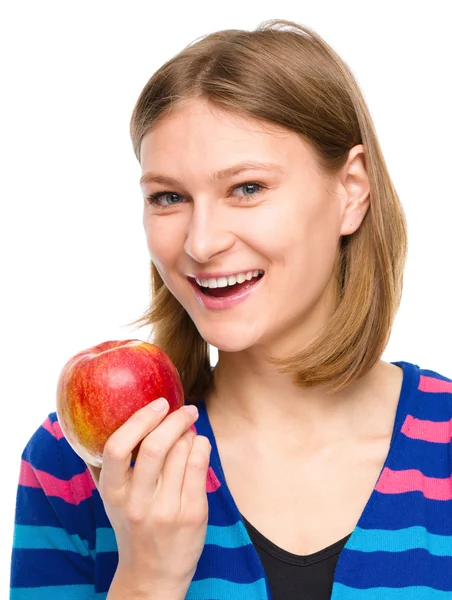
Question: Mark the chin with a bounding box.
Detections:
[198,326,259,354]
[210,340,251,353]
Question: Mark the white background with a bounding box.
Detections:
[2,0,451,594]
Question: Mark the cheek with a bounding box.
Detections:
[281,201,341,278]
[143,219,181,285]
[144,217,175,258]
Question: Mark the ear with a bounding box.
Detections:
[338,144,370,236]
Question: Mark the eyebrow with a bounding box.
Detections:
[139,161,285,187]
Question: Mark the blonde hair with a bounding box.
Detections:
[127,19,408,403]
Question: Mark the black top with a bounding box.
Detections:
[241,514,351,600]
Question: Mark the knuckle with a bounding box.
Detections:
[132,411,151,429]
[173,437,191,454]
[187,436,211,470]
[134,407,158,426]
[187,452,208,471]
[103,439,126,461]
[183,504,208,527]
[124,504,145,524]
[140,438,164,460]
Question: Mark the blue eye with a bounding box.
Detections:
[239,183,261,196]
[145,181,266,210]
[146,192,182,207]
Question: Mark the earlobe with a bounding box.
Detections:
[340,201,370,236]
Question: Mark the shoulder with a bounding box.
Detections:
[417,364,452,389]
[20,411,97,506]
[417,363,452,416]
[397,361,452,427]
[395,360,452,393]
[412,361,452,402]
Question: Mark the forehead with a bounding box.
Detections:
[139,99,313,169]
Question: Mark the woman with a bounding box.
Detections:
[10,18,452,600]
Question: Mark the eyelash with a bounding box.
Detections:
[145,181,267,211]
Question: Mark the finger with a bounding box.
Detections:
[132,429,194,512]
[156,429,196,508]
[100,398,170,491]
[130,405,199,496]
[181,435,211,515]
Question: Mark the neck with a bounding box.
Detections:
[205,355,401,451]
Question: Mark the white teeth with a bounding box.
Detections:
[195,269,264,288]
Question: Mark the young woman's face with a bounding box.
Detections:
[139,99,355,357]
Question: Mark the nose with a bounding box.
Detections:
[183,200,235,264]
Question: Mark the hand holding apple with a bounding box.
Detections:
[56,339,185,467]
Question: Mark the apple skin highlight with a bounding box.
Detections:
[56,340,185,467]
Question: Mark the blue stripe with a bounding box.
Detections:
[96,527,117,553]
[359,491,452,535]
[11,549,93,587]
[13,525,95,559]
[335,549,452,589]
[22,422,88,478]
[14,485,104,537]
[10,584,95,599]
[350,526,452,556]
[206,486,239,526]
[96,521,252,553]
[332,583,452,599]
[205,521,251,548]
[386,435,452,477]
[95,551,118,593]
[413,392,452,421]
[186,576,268,599]
[195,543,265,584]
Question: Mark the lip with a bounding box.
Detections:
[188,273,264,310]
[189,269,264,280]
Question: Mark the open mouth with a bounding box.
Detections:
[189,272,265,298]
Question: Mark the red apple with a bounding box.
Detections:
[56,339,185,467]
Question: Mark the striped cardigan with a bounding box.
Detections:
[10,360,452,599]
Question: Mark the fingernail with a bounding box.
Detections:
[150,398,168,411]
[183,405,198,417]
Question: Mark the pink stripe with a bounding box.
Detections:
[376,466,452,500]
[419,375,452,394]
[402,414,452,443]
[42,418,64,440]
[19,460,96,505]
[206,466,221,493]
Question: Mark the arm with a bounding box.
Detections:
[10,404,210,600]
[10,414,97,598]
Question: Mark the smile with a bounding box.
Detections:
[187,272,265,310]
